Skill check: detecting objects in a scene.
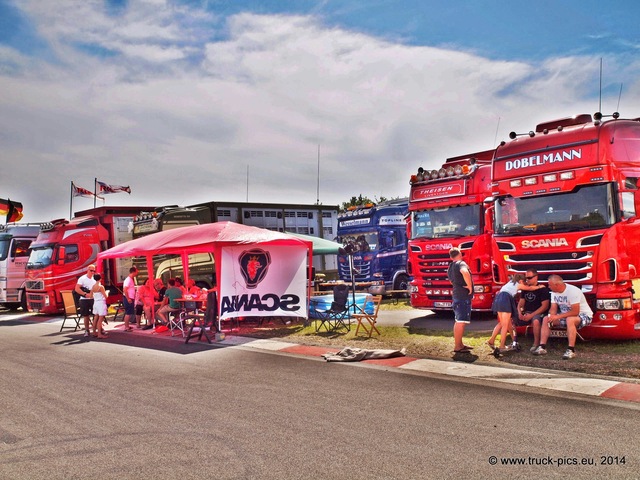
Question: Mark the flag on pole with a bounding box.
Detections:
[0,198,24,222]
[97,181,131,195]
[72,183,103,200]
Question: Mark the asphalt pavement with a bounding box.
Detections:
[4,308,640,406]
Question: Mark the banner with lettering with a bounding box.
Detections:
[219,245,308,319]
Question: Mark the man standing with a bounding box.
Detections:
[447,247,474,353]
[122,266,138,332]
[75,264,96,337]
[533,274,593,359]
[517,268,550,353]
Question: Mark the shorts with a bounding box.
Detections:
[135,304,143,316]
[123,296,135,315]
[514,311,544,327]
[78,298,94,316]
[492,291,517,315]
[558,314,592,329]
[93,300,107,316]
[452,298,471,323]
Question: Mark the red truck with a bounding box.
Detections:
[407,150,495,312]
[25,206,154,314]
[491,112,640,339]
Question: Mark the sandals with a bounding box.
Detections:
[123,326,133,332]
[453,346,473,353]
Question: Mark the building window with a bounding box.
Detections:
[322,211,333,218]
[218,209,231,217]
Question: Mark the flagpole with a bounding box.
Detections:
[94,178,97,208]
[70,182,73,219]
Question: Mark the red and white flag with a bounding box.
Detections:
[72,183,103,199]
[97,181,131,195]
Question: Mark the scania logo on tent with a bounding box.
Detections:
[239,248,271,289]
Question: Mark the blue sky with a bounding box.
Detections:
[1,0,640,222]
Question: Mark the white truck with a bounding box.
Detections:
[0,223,42,310]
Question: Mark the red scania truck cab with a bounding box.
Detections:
[491,113,640,339]
[407,150,495,312]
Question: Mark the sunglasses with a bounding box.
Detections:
[525,275,536,280]
[89,269,96,272]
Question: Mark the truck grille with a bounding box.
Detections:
[500,250,594,283]
[338,259,371,281]
[414,252,451,286]
[27,293,45,312]
[26,280,44,290]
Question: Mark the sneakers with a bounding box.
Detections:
[84,330,90,337]
[529,345,539,353]
[562,349,576,360]
[532,346,547,355]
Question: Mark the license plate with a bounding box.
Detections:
[549,329,568,338]
[434,301,452,308]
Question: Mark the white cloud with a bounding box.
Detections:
[2,4,640,222]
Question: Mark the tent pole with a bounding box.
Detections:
[147,255,155,327]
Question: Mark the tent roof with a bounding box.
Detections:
[98,221,312,260]
[285,232,341,255]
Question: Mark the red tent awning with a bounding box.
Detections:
[98,221,313,259]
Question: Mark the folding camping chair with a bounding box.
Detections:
[353,295,382,338]
[60,290,82,332]
[185,290,218,344]
[312,283,351,333]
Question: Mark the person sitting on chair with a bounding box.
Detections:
[156,278,183,326]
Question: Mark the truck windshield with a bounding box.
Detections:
[0,236,10,261]
[338,232,377,252]
[495,184,615,235]
[26,245,55,268]
[411,205,481,239]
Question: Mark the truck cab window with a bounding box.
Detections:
[63,245,80,263]
[27,246,55,268]
[621,191,636,219]
[11,239,31,258]
[495,184,615,234]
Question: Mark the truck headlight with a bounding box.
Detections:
[596,298,632,310]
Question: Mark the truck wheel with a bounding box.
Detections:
[20,290,28,311]
[393,275,410,297]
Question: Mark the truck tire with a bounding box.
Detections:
[393,274,410,297]
[20,290,28,311]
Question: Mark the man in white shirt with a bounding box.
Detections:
[75,265,97,337]
[533,274,593,359]
[122,267,138,332]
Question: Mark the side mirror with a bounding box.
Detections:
[484,205,495,234]
[57,246,66,265]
